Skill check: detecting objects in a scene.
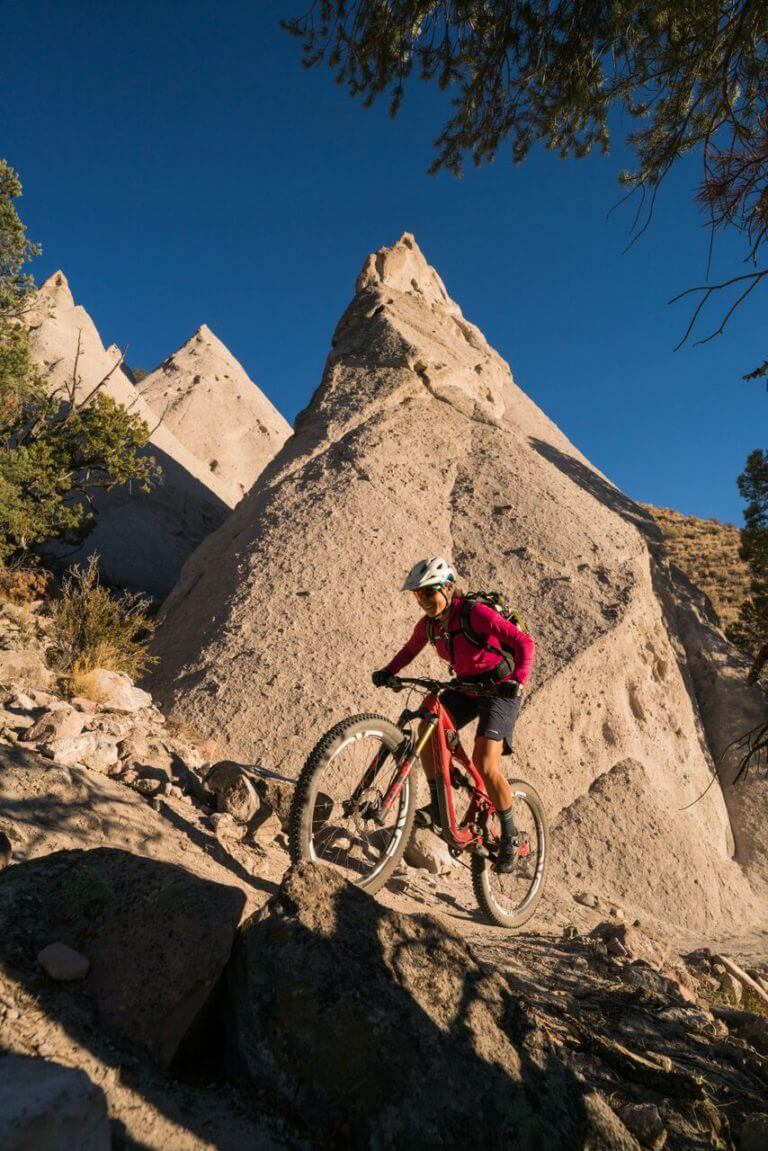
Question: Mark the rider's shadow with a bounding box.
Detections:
[221,863,608,1149]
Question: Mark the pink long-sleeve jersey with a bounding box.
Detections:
[385,597,535,684]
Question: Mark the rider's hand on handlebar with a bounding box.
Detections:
[372,669,404,692]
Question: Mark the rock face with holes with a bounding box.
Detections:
[137,324,290,506]
[24,273,286,595]
[151,233,765,935]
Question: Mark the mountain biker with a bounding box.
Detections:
[372,556,535,873]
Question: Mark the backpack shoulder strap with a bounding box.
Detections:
[460,595,488,649]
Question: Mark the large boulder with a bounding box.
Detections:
[224,863,638,1149]
[152,233,758,935]
[0,1053,110,1151]
[0,846,246,1065]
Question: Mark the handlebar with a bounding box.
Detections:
[387,675,520,699]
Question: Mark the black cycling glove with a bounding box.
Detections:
[372,668,392,688]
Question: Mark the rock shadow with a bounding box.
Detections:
[528,437,661,542]
[216,864,621,1149]
[0,848,280,1150]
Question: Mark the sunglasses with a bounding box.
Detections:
[413,585,442,601]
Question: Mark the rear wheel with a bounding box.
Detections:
[471,779,548,929]
[290,713,416,895]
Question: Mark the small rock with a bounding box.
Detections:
[0,831,12,869]
[206,761,261,823]
[740,1113,768,1151]
[252,774,294,830]
[86,669,152,714]
[623,965,677,1000]
[37,942,90,981]
[70,695,99,714]
[29,689,56,707]
[404,828,455,875]
[248,808,282,844]
[563,925,580,941]
[589,920,661,965]
[606,937,628,958]
[572,955,589,970]
[617,1102,667,1150]
[713,962,726,976]
[210,813,242,841]
[117,731,173,774]
[132,777,163,796]
[609,905,625,921]
[46,732,119,773]
[684,948,713,963]
[10,691,36,710]
[657,1006,728,1040]
[720,971,743,1005]
[573,891,599,909]
[1,709,35,732]
[27,705,85,744]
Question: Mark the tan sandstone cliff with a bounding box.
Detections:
[150,234,767,936]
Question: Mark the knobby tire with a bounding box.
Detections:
[289,712,417,895]
[471,779,549,929]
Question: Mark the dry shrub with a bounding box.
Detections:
[0,558,51,604]
[645,504,750,633]
[51,555,156,680]
[67,667,114,704]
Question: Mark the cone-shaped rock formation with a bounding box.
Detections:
[26,275,251,595]
[137,324,290,505]
[151,234,765,934]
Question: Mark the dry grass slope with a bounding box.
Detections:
[645,504,750,632]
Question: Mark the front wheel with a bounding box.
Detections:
[471,779,549,929]
[290,713,417,895]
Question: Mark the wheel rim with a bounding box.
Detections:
[307,728,410,885]
[484,789,546,919]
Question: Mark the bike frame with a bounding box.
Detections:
[379,690,497,851]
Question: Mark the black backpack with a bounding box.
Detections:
[426,591,528,679]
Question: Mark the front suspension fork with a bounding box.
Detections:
[381,716,437,811]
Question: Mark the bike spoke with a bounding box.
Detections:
[308,732,407,883]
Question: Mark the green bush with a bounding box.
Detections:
[51,555,156,680]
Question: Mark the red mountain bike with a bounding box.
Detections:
[290,675,549,928]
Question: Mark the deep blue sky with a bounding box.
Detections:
[2,0,764,523]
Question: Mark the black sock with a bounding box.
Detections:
[498,805,518,841]
[427,778,439,814]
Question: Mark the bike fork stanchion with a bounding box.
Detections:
[382,718,436,812]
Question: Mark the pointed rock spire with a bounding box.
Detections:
[137,324,291,505]
[38,270,74,305]
[22,271,233,595]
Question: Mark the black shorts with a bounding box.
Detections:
[440,688,523,756]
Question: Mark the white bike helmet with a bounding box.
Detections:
[401,556,456,592]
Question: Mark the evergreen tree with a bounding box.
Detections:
[727,449,768,683]
[0,160,160,560]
